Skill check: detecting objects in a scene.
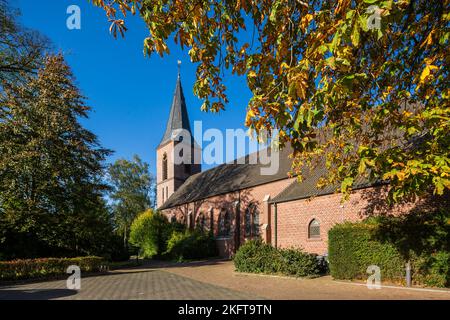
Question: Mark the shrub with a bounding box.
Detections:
[328,223,404,281]
[164,229,218,262]
[413,251,450,288]
[280,248,325,277]
[0,256,105,281]
[328,216,450,287]
[233,239,323,277]
[129,209,182,258]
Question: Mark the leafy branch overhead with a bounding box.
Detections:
[91,0,449,202]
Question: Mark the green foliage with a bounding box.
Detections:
[413,251,450,288]
[328,213,450,287]
[0,55,114,260]
[93,0,450,202]
[233,239,324,277]
[0,256,105,281]
[328,223,404,281]
[108,155,155,246]
[129,209,181,258]
[164,229,218,262]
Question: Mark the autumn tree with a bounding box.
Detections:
[92,0,449,202]
[0,0,49,84]
[0,55,113,259]
[107,155,155,247]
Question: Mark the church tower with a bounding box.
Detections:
[156,67,201,208]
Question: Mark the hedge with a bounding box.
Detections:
[328,221,450,287]
[233,240,325,277]
[0,256,106,281]
[164,229,218,262]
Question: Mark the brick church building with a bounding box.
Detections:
[156,73,417,258]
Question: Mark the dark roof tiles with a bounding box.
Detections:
[159,75,192,147]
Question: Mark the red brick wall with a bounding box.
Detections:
[162,178,295,258]
[271,185,422,256]
[162,182,422,258]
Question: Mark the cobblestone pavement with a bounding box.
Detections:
[152,260,450,300]
[1,259,449,300]
[0,268,260,300]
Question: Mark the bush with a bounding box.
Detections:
[413,251,450,288]
[328,215,450,287]
[129,209,182,258]
[0,256,105,281]
[328,223,404,281]
[233,239,323,277]
[164,229,218,262]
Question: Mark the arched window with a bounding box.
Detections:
[245,208,251,236]
[252,208,259,236]
[196,212,206,231]
[218,209,231,237]
[188,211,194,229]
[162,188,165,203]
[245,205,260,237]
[308,219,320,239]
[162,153,168,180]
[170,215,177,223]
[209,208,214,232]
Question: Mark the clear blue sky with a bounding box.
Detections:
[14,0,252,176]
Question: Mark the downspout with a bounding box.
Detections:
[235,192,241,251]
[274,202,278,248]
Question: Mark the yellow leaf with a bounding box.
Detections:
[419,64,438,84]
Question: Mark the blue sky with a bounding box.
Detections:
[14,0,253,175]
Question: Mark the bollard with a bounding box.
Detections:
[405,261,411,287]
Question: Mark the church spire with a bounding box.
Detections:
[158,63,192,147]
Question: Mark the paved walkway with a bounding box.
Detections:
[0,268,259,300]
[0,259,449,300]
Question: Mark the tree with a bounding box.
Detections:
[108,155,155,247]
[92,0,449,202]
[129,209,175,258]
[0,0,49,84]
[0,55,113,259]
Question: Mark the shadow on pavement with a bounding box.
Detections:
[0,288,78,300]
[140,258,230,269]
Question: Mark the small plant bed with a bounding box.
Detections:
[107,259,144,270]
[0,256,107,283]
[233,239,327,278]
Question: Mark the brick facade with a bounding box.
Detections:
[156,73,421,259]
[162,184,421,258]
[162,178,295,258]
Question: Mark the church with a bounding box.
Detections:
[156,73,417,258]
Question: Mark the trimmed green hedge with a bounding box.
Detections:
[233,240,325,277]
[328,223,404,281]
[164,229,218,262]
[328,220,450,287]
[0,256,106,281]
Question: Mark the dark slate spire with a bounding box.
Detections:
[159,67,192,147]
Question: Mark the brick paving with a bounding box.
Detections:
[1,259,449,300]
[153,260,450,300]
[0,268,259,300]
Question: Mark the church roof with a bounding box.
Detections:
[159,144,382,210]
[158,146,294,210]
[270,165,380,204]
[158,74,192,147]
